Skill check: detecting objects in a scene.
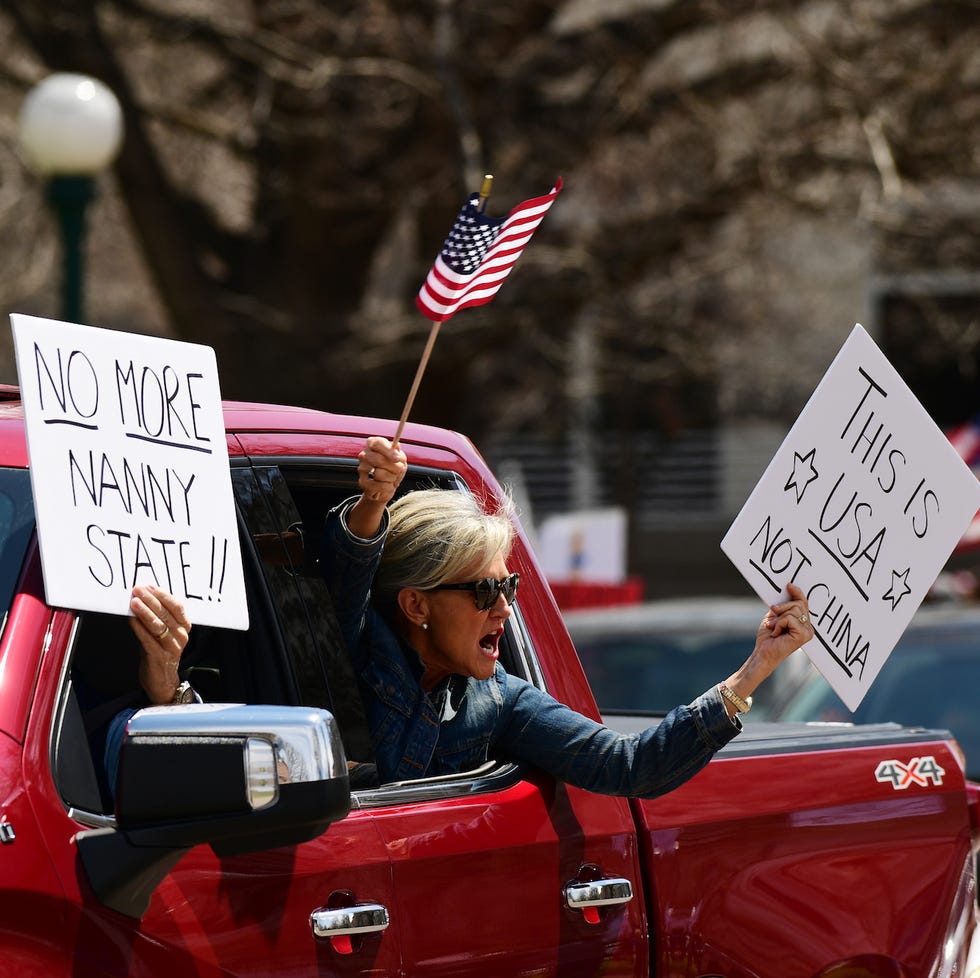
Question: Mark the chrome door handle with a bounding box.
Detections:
[310,903,390,940]
[564,877,633,923]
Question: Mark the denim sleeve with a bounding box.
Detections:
[494,678,740,799]
[103,691,204,802]
[104,708,137,800]
[319,496,388,669]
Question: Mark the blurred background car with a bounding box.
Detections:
[770,601,980,781]
[563,596,812,724]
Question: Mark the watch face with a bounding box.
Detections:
[175,682,196,704]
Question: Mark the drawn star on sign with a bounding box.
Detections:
[882,567,913,610]
[784,447,819,504]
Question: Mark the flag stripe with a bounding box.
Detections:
[419,268,511,316]
[949,423,980,466]
[419,252,528,316]
[427,240,536,288]
[422,261,502,296]
[416,178,562,322]
[949,414,980,553]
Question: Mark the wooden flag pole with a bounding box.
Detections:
[392,175,493,448]
[392,320,441,447]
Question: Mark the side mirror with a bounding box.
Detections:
[77,703,350,919]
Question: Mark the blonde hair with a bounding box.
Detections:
[373,489,516,614]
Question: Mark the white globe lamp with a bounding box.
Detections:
[17,73,125,322]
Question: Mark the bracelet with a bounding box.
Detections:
[719,683,752,714]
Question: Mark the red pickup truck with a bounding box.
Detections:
[1,388,978,977]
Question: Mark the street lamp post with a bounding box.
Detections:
[17,73,124,324]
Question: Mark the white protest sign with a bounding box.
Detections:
[11,314,248,629]
[538,507,627,583]
[721,323,980,711]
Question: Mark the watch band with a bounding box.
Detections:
[719,683,752,714]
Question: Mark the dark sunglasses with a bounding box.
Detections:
[429,572,520,611]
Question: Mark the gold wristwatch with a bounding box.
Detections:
[719,683,752,714]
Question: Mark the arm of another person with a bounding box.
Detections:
[103,585,192,795]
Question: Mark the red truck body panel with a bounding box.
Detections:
[637,735,975,976]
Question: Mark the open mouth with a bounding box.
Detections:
[479,629,502,658]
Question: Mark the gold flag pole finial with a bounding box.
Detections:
[478,174,493,212]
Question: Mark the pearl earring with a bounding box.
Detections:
[421,622,428,630]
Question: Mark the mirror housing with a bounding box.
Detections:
[77,703,350,918]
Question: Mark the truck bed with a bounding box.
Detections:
[603,713,960,756]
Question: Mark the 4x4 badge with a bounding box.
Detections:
[875,756,945,790]
[0,821,15,843]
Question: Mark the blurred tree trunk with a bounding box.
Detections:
[4,0,979,440]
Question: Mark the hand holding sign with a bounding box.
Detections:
[129,583,192,703]
[716,582,816,718]
[722,324,980,710]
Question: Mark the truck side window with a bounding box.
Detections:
[232,464,375,765]
[62,630,286,818]
[58,508,298,818]
[0,469,36,636]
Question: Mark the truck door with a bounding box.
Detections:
[364,772,646,976]
[238,449,648,977]
[27,469,403,974]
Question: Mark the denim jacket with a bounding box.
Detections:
[320,498,742,797]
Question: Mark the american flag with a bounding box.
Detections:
[949,413,980,553]
[416,178,563,323]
